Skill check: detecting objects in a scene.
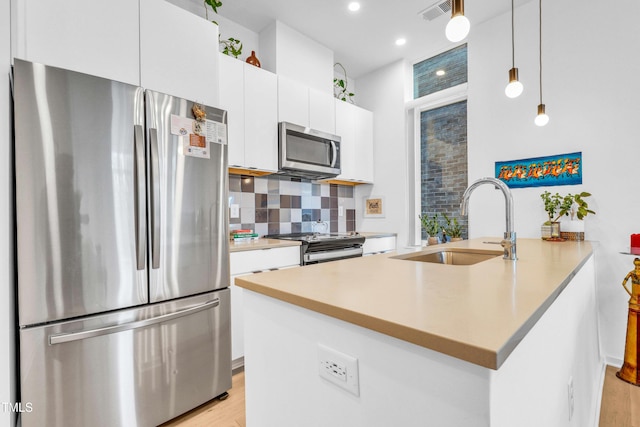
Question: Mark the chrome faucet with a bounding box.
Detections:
[460,177,517,260]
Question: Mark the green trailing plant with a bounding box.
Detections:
[204,0,222,24]
[419,213,440,238]
[442,213,462,238]
[333,62,355,103]
[220,37,243,58]
[540,190,595,223]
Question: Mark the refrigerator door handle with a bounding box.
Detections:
[49,298,221,345]
[134,125,146,270]
[149,127,161,269]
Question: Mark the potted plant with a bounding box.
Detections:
[333,63,355,103]
[443,213,463,242]
[540,191,595,240]
[419,213,440,245]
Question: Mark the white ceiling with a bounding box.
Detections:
[189,0,531,78]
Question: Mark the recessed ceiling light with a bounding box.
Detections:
[395,38,407,46]
[436,70,446,76]
[348,2,360,12]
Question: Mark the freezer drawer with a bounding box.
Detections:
[19,290,231,427]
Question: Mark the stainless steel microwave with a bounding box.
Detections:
[278,122,341,180]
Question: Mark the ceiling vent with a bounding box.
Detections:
[419,0,452,21]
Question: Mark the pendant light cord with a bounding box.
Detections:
[539,0,543,104]
[511,0,515,68]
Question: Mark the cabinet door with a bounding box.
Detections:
[335,100,356,180]
[309,88,336,134]
[219,55,245,167]
[12,0,139,85]
[244,65,278,172]
[140,0,219,107]
[354,106,374,183]
[277,75,309,127]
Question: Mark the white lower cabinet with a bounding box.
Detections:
[362,235,397,255]
[230,246,300,367]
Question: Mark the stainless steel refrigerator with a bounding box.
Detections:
[13,59,231,427]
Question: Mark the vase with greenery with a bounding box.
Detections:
[443,213,463,242]
[333,63,355,103]
[419,213,440,245]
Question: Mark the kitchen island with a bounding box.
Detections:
[235,238,602,426]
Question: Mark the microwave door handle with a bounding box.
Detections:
[330,140,338,167]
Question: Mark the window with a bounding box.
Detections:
[412,45,468,242]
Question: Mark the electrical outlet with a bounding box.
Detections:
[567,376,574,421]
[230,204,240,218]
[318,344,359,396]
[338,206,344,217]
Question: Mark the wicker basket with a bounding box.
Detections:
[560,231,584,241]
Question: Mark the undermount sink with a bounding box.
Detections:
[393,248,503,266]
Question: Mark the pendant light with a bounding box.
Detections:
[505,0,523,98]
[535,0,549,126]
[446,0,470,42]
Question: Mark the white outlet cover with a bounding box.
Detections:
[317,344,359,396]
[230,204,240,218]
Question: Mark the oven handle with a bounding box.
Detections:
[304,247,363,263]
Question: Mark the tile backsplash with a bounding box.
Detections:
[228,174,356,236]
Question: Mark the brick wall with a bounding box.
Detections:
[420,101,468,240]
[413,44,467,98]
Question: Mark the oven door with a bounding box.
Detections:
[279,122,341,178]
[303,247,363,265]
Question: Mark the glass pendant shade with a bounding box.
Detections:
[446,0,470,42]
[505,68,523,98]
[535,104,549,126]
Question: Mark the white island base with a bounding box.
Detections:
[242,257,602,427]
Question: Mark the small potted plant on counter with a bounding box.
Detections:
[419,213,440,245]
[443,213,463,242]
[540,191,595,241]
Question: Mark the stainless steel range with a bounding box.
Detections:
[265,232,366,265]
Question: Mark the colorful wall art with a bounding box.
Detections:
[495,152,582,189]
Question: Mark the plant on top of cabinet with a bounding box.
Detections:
[334,63,355,103]
[220,36,243,58]
[203,0,222,24]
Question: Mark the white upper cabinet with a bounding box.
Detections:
[278,76,336,135]
[220,54,278,172]
[334,100,374,184]
[244,64,278,172]
[140,0,219,107]
[309,88,336,135]
[277,75,309,128]
[219,55,245,167]
[11,0,140,85]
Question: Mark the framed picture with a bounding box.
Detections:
[364,196,385,218]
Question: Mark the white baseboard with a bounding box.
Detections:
[232,356,245,374]
[604,355,623,368]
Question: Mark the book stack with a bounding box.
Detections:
[231,229,259,242]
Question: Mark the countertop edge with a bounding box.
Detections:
[229,239,301,252]
[494,250,594,368]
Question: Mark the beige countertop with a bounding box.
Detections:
[235,237,594,370]
[229,238,301,253]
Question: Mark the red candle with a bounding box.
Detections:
[631,234,640,249]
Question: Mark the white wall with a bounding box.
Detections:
[467,0,640,365]
[356,60,412,248]
[1,0,16,425]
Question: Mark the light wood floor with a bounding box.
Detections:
[599,365,640,427]
[164,365,639,427]
[160,371,246,427]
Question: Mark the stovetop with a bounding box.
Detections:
[265,232,363,243]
